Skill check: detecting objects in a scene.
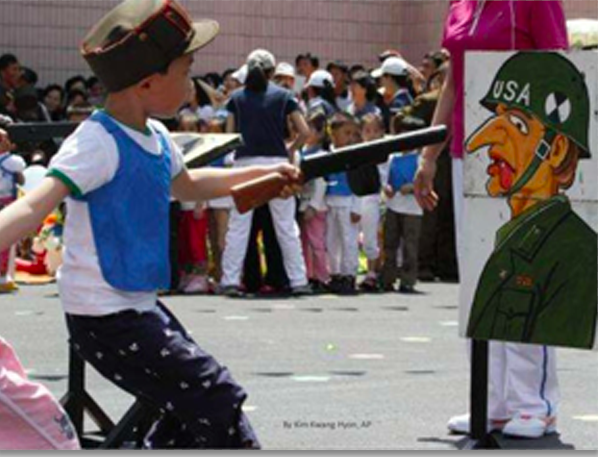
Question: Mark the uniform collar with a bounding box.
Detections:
[495,195,571,258]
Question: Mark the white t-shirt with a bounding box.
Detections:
[0,153,26,199]
[386,192,423,216]
[48,113,185,316]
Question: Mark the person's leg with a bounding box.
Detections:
[399,214,422,289]
[242,207,264,293]
[360,196,381,276]
[66,304,259,449]
[326,208,341,277]
[220,207,254,289]
[339,207,359,278]
[268,197,307,288]
[300,216,314,280]
[436,149,459,281]
[308,211,329,284]
[262,204,290,290]
[505,344,559,420]
[381,210,401,289]
[213,209,230,283]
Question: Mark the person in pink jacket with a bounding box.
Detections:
[0,336,80,450]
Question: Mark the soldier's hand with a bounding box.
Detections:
[414,156,439,211]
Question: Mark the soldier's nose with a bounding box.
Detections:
[466,116,509,154]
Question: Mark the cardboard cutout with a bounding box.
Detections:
[461,51,598,350]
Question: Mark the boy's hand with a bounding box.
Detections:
[350,212,361,224]
[270,163,302,199]
[384,184,395,199]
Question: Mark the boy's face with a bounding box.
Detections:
[142,53,194,119]
[362,120,384,142]
[331,123,359,148]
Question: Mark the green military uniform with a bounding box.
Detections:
[467,195,597,349]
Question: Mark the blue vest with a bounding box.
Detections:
[77,111,171,292]
[326,171,352,197]
[0,155,18,199]
[388,153,418,191]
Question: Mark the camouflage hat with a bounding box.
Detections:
[81,0,219,93]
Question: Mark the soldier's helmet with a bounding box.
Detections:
[480,52,591,158]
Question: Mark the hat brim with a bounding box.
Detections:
[185,19,220,54]
[371,68,383,78]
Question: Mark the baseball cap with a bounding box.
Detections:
[274,62,295,78]
[247,49,276,71]
[305,69,334,89]
[371,57,408,78]
[231,64,248,85]
[81,0,219,92]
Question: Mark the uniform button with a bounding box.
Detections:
[499,270,508,279]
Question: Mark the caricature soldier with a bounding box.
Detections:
[466,52,597,350]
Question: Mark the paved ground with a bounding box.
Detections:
[2,281,597,450]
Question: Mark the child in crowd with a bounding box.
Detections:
[0,0,302,448]
[0,143,25,293]
[325,112,362,294]
[298,108,329,293]
[204,117,233,285]
[381,150,422,293]
[358,112,386,292]
[176,113,209,294]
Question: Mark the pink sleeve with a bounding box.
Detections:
[528,1,569,50]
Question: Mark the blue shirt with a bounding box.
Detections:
[347,102,381,120]
[388,152,418,191]
[388,88,413,115]
[227,82,299,158]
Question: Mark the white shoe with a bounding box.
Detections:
[183,275,210,294]
[502,413,557,439]
[447,413,508,435]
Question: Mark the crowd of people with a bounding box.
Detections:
[0,46,458,297]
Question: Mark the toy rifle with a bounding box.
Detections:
[231,125,448,214]
[3,122,79,144]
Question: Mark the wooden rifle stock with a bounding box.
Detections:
[231,172,304,214]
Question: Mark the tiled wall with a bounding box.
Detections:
[0,0,596,87]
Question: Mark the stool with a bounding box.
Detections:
[60,346,157,449]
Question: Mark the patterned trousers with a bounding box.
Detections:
[66,302,259,449]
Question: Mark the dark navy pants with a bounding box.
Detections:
[66,302,259,449]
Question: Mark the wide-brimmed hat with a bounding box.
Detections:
[81,0,219,92]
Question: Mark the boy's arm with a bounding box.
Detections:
[171,164,300,203]
[0,177,69,252]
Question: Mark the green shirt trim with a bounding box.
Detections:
[47,169,83,198]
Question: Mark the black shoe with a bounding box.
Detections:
[310,280,328,294]
[359,276,380,292]
[398,284,420,294]
[328,275,343,294]
[418,270,436,282]
[338,276,357,295]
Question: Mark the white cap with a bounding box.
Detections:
[247,49,276,70]
[274,62,295,79]
[371,57,408,78]
[232,64,248,84]
[305,69,334,89]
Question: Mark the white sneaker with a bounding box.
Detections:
[502,413,557,439]
[447,413,508,435]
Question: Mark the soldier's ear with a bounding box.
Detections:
[547,134,569,170]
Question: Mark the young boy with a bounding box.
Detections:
[0,139,25,293]
[381,151,422,293]
[325,112,362,294]
[0,0,300,448]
